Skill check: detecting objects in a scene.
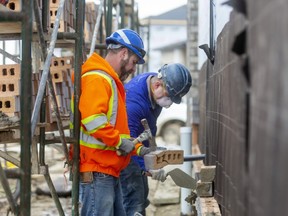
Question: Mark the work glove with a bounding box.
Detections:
[149,169,167,182]
[117,138,135,156]
[139,146,152,156]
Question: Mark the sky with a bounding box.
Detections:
[86,0,187,19]
[135,0,187,18]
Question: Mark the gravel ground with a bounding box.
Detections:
[0,139,186,216]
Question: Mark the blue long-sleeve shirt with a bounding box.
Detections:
[125,72,162,170]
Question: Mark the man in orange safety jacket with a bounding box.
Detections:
[70,29,151,216]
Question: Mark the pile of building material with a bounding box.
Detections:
[0,56,73,129]
[192,145,222,215]
[4,0,100,43]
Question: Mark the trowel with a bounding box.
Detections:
[166,168,197,189]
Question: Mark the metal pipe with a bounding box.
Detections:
[209,0,215,63]
[89,0,104,57]
[72,0,85,215]
[131,0,135,30]
[0,163,18,214]
[33,2,68,212]
[42,0,50,33]
[31,0,66,136]
[20,0,33,215]
[33,0,48,168]
[0,33,23,40]
[106,0,113,37]
[120,0,125,28]
[4,168,21,179]
[0,150,20,167]
[43,166,65,216]
[33,0,69,163]
[33,0,47,59]
[0,48,21,64]
[180,127,192,215]
[57,32,78,40]
[0,11,23,21]
[184,154,206,162]
[39,96,46,166]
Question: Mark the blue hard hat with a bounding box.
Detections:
[106,29,146,64]
[158,63,192,104]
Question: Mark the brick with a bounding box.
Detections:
[49,7,69,23]
[144,150,184,170]
[49,20,67,32]
[50,57,73,69]
[195,197,221,216]
[0,96,20,114]
[196,180,213,197]
[50,69,69,83]
[0,79,20,96]
[0,64,20,79]
[6,0,21,11]
[50,0,60,8]
[200,165,216,182]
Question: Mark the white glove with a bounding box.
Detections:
[117,138,135,156]
[149,169,167,182]
[139,146,152,156]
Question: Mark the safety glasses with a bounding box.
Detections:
[131,44,146,58]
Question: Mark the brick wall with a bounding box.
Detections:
[198,0,288,215]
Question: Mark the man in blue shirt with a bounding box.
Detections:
[120,63,192,216]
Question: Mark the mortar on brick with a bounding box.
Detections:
[200,165,216,182]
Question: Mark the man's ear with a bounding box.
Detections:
[154,80,162,88]
[121,48,129,61]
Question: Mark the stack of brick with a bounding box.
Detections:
[0,64,21,117]
[5,0,43,15]
[6,0,101,42]
[195,197,222,216]
[195,165,221,215]
[84,2,99,44]
[47,56,74,123]
[0,56,74,124]
[6,0,75,32]
[49,0,75,33]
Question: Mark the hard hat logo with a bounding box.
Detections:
[159,63,192,104]
[106,29,146,64]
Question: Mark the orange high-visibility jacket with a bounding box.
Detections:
[72,53,142,177]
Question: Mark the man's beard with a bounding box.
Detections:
[119,58,133,82]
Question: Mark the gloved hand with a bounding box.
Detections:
[149,169,167,182]
[117,138,135,156]
[139,146,152,156]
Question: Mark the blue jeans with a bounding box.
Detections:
[80,172,126,216]
[120,160,150,216]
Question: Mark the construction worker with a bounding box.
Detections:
[120,63,192,216]
[71,29,151,216]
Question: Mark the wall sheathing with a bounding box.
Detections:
[199,0,288,215]
[199,11,248,216]
[247,0,288,215]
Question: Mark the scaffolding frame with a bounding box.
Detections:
[0,0,141,215]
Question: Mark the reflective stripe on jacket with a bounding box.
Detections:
[71,53,142,177]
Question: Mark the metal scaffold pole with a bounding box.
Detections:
[89,0,104,57]
[20,0,33,215]
[72,0,85,215]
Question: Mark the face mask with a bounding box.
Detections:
[156,96,173,108]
